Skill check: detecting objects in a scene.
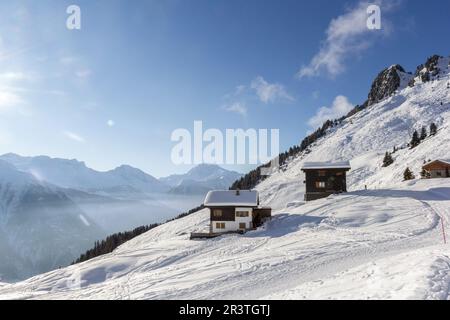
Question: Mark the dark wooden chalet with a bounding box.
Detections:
[301,161,351,201]
[422,159,450,178]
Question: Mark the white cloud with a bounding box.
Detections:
[0,91,25,113]
[107,120,115,127]
[297,0,395,79]
[308,95,353,129]
[250,76,294,103]
[75,69,92,78]
[222,76,293,116]
[0,72,32,82]
[223,102,247,116]
[63,131,85,143]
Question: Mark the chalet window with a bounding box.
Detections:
[213,209,222,217]
[318,170,326,177]
[239,223,246,229]
[236,211,249,217]
[437,172,442,176]
[336,172,343,176]
[315,181,326,188]
[216,222,225,229]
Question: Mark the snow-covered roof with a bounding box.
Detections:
[439,159,450,165]
[424,159,450,167]
[204,190,258,207]
[301,161,351,170]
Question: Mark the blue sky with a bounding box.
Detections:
[0,0,449,177]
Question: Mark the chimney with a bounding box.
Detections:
[236,189,240,196]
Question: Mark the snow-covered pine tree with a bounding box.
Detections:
[420,126,427,140]
[382,152,394,167]
[430,122,438,135]
[403,167,415,181]
[410,130,421,149]
[420,168,430,179]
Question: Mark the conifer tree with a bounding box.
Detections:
[420,126,427,140]
[410,130,420,149]
[420,168,430,179]
[403,167,415,181]
[382,152,394,167]
[430,123,438,136]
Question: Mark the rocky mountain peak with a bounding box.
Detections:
[367,64,407,106]
[409,54,447,86]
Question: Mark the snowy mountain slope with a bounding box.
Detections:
[161,164,243,195]
[264,245,450,300]
[0,160,104,281]
[256,55,450,208]
[0,154,169,195]
[0,178,448,299]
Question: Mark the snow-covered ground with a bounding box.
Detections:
[0,178,449,300]
[0,56,449,299]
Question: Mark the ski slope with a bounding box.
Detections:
[0,56,449,300]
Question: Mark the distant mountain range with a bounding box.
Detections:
[0,153,242,197]
[0,153,169,196]
[160,164,243,195]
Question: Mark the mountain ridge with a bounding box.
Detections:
[160,163,243,195]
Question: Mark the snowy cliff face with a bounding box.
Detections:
[414,55,448,84]
[0,160,103,281]
[367,64,413,106]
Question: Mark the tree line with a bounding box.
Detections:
[381,122,438,179]
[402,122,438,181]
